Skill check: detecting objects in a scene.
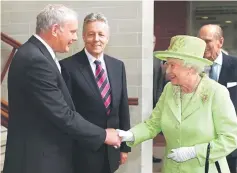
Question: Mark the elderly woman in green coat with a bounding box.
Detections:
[117,35,237,173]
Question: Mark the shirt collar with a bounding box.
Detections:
[84,48,104,64]
[34,34,56,60]
[214,51,223,66]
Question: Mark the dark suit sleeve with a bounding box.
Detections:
[25,57,106,151]
[119,62,131,152]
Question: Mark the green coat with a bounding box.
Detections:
[127,74,237,173]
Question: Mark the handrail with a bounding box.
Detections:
[1,32,21,49]
[1,99,8,128]
[128,98,138,105]
[1,97,138,128]
[1,32,22,83]
[1,47,17,83]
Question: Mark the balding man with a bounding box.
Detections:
[198,24,237,173]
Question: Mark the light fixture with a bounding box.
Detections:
[225,20,232,24]
[201,16,208,19]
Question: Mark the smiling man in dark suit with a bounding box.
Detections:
[60,13,131,173]
[199,24,237,173]
[3,5,121,173]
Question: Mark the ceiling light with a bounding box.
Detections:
[225,20,232,23]
[201,16,208,19]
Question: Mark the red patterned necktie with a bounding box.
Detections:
[94,60,111,115]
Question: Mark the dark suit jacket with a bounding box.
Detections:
[3,36,106,173]
[153,56,166,108]
[218,53,237,157]
[59,49,131,173]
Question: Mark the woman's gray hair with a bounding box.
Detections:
[36,4,78,34]
[83,12,109,33]
[182,60,205,74]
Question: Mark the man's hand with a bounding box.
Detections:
[120,152,128,165]
[167,146,196,162]
[104,128,121,148]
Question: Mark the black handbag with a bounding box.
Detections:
[205,143,222,173]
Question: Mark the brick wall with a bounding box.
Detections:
[1,1,143,100]
[1,1,154,173]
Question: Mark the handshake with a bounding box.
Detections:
[104,129,197,163]
[104,129,134,148]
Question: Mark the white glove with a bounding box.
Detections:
[167,146,196,162]
[116,129,134,142]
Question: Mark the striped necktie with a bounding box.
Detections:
[94,60,111,115]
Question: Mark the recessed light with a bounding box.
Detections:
[201,16,208,19]
[225,20,232,23]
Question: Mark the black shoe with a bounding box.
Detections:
[153,156,162,163]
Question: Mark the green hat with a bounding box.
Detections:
[154,35,213,66]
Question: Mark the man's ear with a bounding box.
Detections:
[51,24,59,37]
[219,37,224,48]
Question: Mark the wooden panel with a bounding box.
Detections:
[153,1,188,145]
[154,1,188,51]
[128,98,138,105]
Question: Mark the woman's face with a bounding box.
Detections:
[165,58,190,86]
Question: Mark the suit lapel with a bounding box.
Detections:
[168,85,181,123]
[219,53,230,86]
[76,50,103,100]
[29,36,75,109]
[29,36,59,72]
[104,55,117,109]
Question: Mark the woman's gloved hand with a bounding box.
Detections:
[167,146,196,162]
[116,129,134,142]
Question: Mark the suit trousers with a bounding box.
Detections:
[101,147,112,173]
[227,157,237,173]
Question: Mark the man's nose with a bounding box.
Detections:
[94,34,99,41]
[73,33,78,41]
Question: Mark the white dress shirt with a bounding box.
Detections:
[34,34,61,73]
[213,51,223,81]
[84,48,109,82]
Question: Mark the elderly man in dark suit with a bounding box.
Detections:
[60,13,131,173]
[152,35,166,163]
[153,35,166,110]
[3,5,121,173]
[199,24,237,173]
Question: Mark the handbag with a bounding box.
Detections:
[205,143,222,173]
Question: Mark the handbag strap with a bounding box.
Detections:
[205,143,211,173]
[205,143,222,173]
[215,162,221,173]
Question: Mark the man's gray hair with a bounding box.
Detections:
[83,12,109,33]
[36,4,78,34]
